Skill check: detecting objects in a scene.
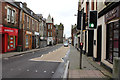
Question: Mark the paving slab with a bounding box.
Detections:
[68,45,109,79]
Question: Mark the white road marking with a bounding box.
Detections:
[52,71,54,74]
[44,71,46,73]
[40,55,43,58]
[4,58,9,60]
[27,69,29,71]
[35,70,38,72]
[20,55,23,56]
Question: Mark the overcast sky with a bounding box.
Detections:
[15,0,78,38]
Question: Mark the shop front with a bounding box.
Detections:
[25,31,32,50]
[105,5,120,64]
[35,32,40,48]
[0,25,18,53]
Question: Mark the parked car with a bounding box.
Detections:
[64,42,68,47]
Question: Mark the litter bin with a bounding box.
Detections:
[17,45,22,52]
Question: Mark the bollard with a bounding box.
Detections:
[113,57,120,80]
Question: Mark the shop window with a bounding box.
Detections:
[8,36,15,49]
[106,21,120,63]
[26,35,29,47]
[36,36,39,47]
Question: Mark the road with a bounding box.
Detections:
[2,44,70,79]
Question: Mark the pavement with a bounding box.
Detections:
[68,45,112,79]
[1,46,51,59]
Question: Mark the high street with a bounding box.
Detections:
[2,44,69,78]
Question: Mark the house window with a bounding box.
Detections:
[7,8,11,22]
[11,10,15,23]
[48,24,50,29]
[106,21,120,63]
[51,32,52,36]
[7,8,15,23]
[48,32,50,37]
[27,16,29,29]
[51,25,52,29]
[32,20,34,30]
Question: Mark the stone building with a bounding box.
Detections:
[55,23,64,44]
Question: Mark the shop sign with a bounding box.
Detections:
[4,29,14,32]
[26,31,32,35]
[105,6,120,22]
[1,26,18,35]
[35,32,39,35]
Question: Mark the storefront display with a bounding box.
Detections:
[35,32,40,48]
[8,35,16,49]
[105,5,120,63]
[25,31,32,49]
[0,25,18,53]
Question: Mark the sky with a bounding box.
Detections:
[15,0,78,38]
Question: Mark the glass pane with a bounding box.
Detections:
[109,40,113,47]
[26,35,29,47]
[113,41,119,51]
[113,52,119,57]
[114,21,119,29]
[114,30,119,40]
[108,52,113,63]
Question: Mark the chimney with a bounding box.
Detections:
[52,18,54,23]
[23,2,27,8]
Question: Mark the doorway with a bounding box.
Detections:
[88,30,94,56]
[97,26,102,61]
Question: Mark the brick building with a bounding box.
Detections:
[0,1,19,53]
[15,2,40,51]
[46,14,55,45]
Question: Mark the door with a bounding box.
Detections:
[88,30,94,56]
[97,26,102,61]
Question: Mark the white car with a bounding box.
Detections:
[64,42,68,47]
